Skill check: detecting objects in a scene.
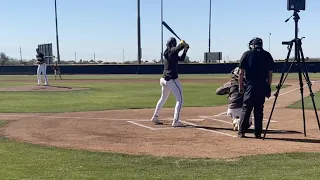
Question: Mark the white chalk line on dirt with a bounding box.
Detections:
[127,121,157,130]
[201,116,277,125]
[180,120,237,138]
[126,118,237,137]
[199,116,282,131]
[211,84,309,120]
[203,115,278,123]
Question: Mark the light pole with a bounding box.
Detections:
[207,0,212,63]
[137,0,142,64]
[54,0,61,64]
[161,0,164,64]
[122,48,125,62]
[269,32,271,52]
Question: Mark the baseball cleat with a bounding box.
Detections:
[172,120,186,127]
[151,116,163,125]
[254,134,262,139]
[237,133,246,138]
[232,118,239,131]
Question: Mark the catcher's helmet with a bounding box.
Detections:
[231,67,240,79]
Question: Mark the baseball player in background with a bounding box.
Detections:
[151,37,190,127]
[52,62,63,80]
[215,67,252,131]
[36,48,49,86]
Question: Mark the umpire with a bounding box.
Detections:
[238,37,274,138]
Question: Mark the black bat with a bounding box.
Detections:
[162,21,181,41]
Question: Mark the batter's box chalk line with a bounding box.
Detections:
[207,114,278,123]
[126,118,237,138]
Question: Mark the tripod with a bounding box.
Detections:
[263,10,320,140]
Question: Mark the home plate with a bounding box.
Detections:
[186,118,205,121]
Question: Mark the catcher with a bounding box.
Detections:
[52,62,63,80]
[215,67,252,131]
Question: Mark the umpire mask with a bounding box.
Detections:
[251,37,263,49]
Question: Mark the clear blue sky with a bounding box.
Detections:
[1,0,320,62]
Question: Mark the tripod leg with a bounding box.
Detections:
[296,41,307,137]
[263,43,294,140]
[299,43,320,130]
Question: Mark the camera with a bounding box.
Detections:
[287,0,306,11]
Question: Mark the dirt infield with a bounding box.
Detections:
[1,79,320,159]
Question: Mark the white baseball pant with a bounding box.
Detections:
[227,108,253,125]
[37,63,49,85]
[153,78,183,121]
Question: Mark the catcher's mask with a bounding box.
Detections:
[252,37,263,49]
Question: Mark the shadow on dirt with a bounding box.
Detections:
[263,137,320,144]
[191,125,302,135]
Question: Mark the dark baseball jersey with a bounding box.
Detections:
[162,43,187,81]
[36,53,45,64]
[239,48,274,85]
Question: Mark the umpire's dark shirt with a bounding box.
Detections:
[162,43,186,81]
[239,48,274,85]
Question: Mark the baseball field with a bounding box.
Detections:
[1,74,320,179]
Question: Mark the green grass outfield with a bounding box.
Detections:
[1,74,320,179]
[0,75,283,113]
[289,91,320,110]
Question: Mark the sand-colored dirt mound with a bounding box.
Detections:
[0,85,89,92]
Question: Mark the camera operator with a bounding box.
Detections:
[238,37,274,138]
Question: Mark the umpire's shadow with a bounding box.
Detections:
[196,126,302,135]
[263,137,320,144]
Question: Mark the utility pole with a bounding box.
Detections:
[54,0,61,64]
[74,52,76,62]
[19,47,22,62]
[94,52,96,61]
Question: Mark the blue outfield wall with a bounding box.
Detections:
[0,62,320,75]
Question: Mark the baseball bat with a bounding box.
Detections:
[162,21,181,41]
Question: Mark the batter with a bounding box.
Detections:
[151,37,189,127]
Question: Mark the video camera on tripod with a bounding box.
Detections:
[287,0,305,11]
[263,0,320,140]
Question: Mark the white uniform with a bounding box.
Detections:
[36,53,49,86]
[151,38,189,127]
[153,77,183,122]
